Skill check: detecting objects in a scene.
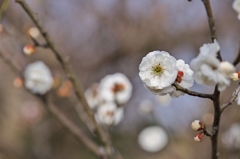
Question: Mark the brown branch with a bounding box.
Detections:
[0,0,10,22]
[15,0,112,154]
[202,1,222,159]
[221,83,240,112]
[232,46,240,66]
[172,83,213,99]
[202,0,221,61]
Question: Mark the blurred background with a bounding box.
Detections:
[0,0,240,159]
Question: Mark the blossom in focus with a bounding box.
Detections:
[139,51,178,95]
[170,59,194,97]
[28,27,40,38]
[138,126,168,152]
[233,0,240,20]
[85,83,103,109]
[23,45,35,55]
[99,73,132,105]
[190,40,234,91]
[95,102,124,126]
[24,61,53,95]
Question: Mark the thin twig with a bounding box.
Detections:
[172,83,213,99]
[15,0,112,154]
[232,46,240,66]
[202,1,222,159]
[221,83,240,112]
[0,0,10,22]
[0,50,107,158]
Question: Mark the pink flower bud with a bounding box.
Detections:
[194,133,204,142]
[23,45,35,55]
[191,120,205,131]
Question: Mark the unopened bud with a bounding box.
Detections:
[191,120,205,131]
[23,45,35,55]
[13,77,23,88]
[231,72,240,81]
[218,61,236,77]
[194,133,204,142]
[28,27,40,38]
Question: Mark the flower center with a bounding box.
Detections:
[152,64,164,75]
[112,83,125,93]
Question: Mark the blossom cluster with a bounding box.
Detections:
[85,73,132,126]
[139,40,237,98]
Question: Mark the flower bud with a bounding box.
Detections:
[194,133,204,142]
[231,72,240,81]
[13,77,23,88]
[191,120,205,131]
[28,27,40,38]
[23,45,35,55]
[218,61,236,77]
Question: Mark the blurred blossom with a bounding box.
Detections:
[99,73,132,105]
[138,126,168,153]
[139,51,177,96]
[202,113,214,125]
[24,61,53,95]
[21,102,42,125]
[13,77,24,88]
[85,83,103,109]
[190,40,235,91]
[138,99,153,115]
[95,102,124,126]
[23,44,35,55]
[233,0,240,20]
[28,27,40,39]
[0,23,3,33]
[221,123,240,149]
[155,94,172,106]
[57,80,73,98]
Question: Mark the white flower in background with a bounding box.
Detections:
[28,27,40,38]
[218,61,235,78]
[99,73,132,105]
[155,94,172,106]
[190,40,234,91]
[170,59,194,98]
[231,72,239,81]
[138,126,168,153]
[138,99,153,115]
[139,51,178,95]
[233,0,240,20]
[24,61,53,95]
[221,123,240,149]
[85,83,103,109]
[95,102,124,126]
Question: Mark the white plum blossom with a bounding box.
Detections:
[233,0,240,20]
[24,61,53,95]
[190,40,235,91]
[84,83,103,109]
[138,126,168,153]
[95,102,124,126]
[99,73,132,105]
[170,59,194,98]
[139,51,178,95]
